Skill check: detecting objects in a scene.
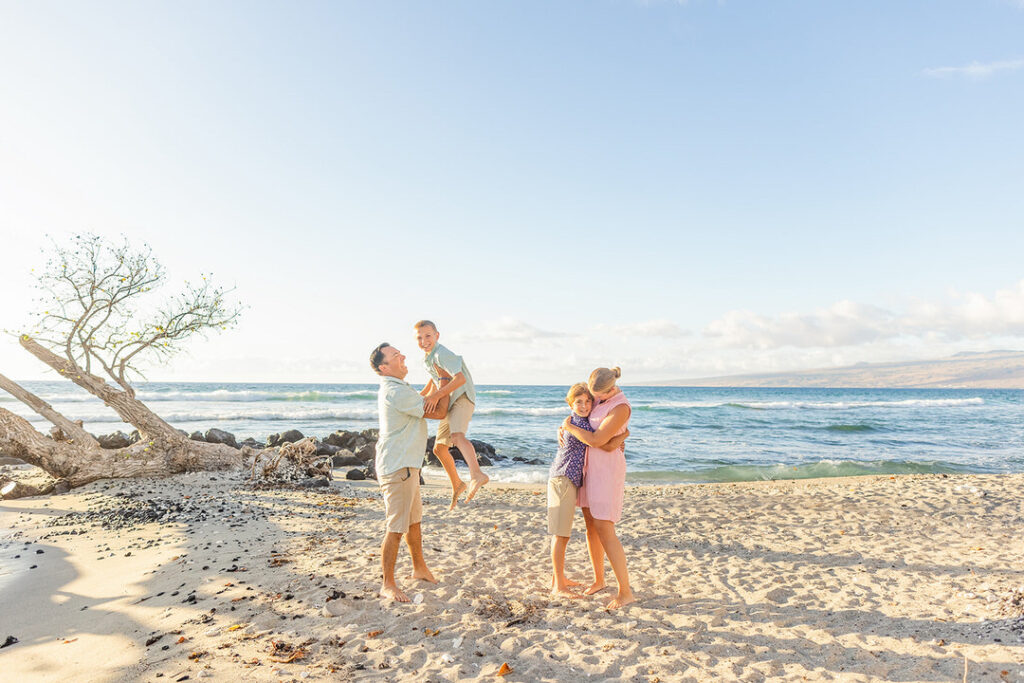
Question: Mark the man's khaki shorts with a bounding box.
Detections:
[379,467,422,534]
[547,475,577,537]
[436,396,474,447]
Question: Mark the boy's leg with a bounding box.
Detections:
[405,522,437,583]
[452,432,489,501]
[581,507,607,595]
[550,535,581,597]
[434,419,466,510]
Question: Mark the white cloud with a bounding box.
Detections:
[450,317,569,344]
[704,300,895,349]
[923,58,1024,79]
[595,319,690,338]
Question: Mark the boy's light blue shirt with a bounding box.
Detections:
[424,343,476,404]
[376,375,427,477]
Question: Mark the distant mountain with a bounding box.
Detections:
[642,351,1024,388]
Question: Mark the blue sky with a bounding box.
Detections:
[1,1,1023,385]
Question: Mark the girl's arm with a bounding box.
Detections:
[561,404,630,449]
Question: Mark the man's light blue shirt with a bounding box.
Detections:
[424,343,476,404]
[376,375,427,477]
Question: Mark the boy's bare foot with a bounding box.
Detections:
[465,474,489,502]
[565,578,583,588]
[380,584,410,603]
[449,481,467,510]
[551,586,583,599]
[606,590,636,609]
[409,568,438,583]
[583,581,607,596]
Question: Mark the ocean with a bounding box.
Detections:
[4,382,1023,484]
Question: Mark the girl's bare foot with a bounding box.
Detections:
[465,474,489,502]
[583,581,607,595]
[380,584,410,602]
[449,481,467,510]
[410,569,438,583]
[606,590,635,609]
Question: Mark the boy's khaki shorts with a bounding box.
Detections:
[436,396,474,447]
[379,467,422,534]
[547,475,577,537]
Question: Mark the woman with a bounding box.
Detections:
[560,366,634,609]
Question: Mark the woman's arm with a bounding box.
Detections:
[562,404,630,449]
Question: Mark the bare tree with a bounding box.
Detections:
[0,234,246,492]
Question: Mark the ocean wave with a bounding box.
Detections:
[133,389,376,402]
[825,424,876,432]
[625,459,966,483]
[476,406,568,417]
[478,390,514,396]
[25,406,378,424]
[726,398,985,411]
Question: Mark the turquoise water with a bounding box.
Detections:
[4,382,1023,484]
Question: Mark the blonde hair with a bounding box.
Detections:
[588,367,621,395]
[414,320,437,332]
[565,382,593,405]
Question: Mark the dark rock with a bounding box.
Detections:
[360,428,379,442]
[299,477,330,488]
[316,442,341,457]
[332,450,362,467]
[1,635,17,648]
[471,439,496,456]
[189,431,205,442]
[267,429,304,447]
[325,430,358,449]
[205,429,238,448]
[345,468,366,481]
[176,429,189,437]
[240,437,263,449]
[97,431,132,449]
[512,456,544,465]
[353,437,367,450]
[54,480,71,495]
[478,455,493,466]
[354,443,376,462]
[128,430,141,445]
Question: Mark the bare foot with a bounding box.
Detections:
[449,480,467,510]
[410,568,438,584]
[550,586,582,599]
[583,581,607,596]
[565,578,583,588]
[465,474,489,502]
[380,584,409,603]
[606,590,636,609]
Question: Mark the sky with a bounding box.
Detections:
[1,1,1022,386]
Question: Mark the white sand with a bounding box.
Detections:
[1,470,1023,681]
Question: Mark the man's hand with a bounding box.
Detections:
[424,393,443,414]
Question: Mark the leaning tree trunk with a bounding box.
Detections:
[0,407,242,490]
[0,372,99,447]
[19,336,183,441]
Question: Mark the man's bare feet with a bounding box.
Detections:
[380,584,410,603]
[410,568,438,583]
[583,581,607,596]
[449,481,467,510]
[606,590,636,609]
[465,474,489,502]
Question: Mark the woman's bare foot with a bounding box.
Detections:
[410,568,438,583]
[380,584,409,603]
[606,590,635,609]
[465,474,489,502]
[583,581,607,596]
[449,481,467,510]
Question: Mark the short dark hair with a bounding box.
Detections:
[370,342,390,374]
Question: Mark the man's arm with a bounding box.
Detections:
[391,387,426,419]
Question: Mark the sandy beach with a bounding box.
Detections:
[1,469,1023,682]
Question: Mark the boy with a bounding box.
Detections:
[415,320,488,509]
[549,383,628,596]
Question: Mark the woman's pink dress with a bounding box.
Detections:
[577,391,631,522]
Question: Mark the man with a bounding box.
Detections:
[370,342,437,602]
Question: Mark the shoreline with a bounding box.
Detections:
[1,471,1023,681]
